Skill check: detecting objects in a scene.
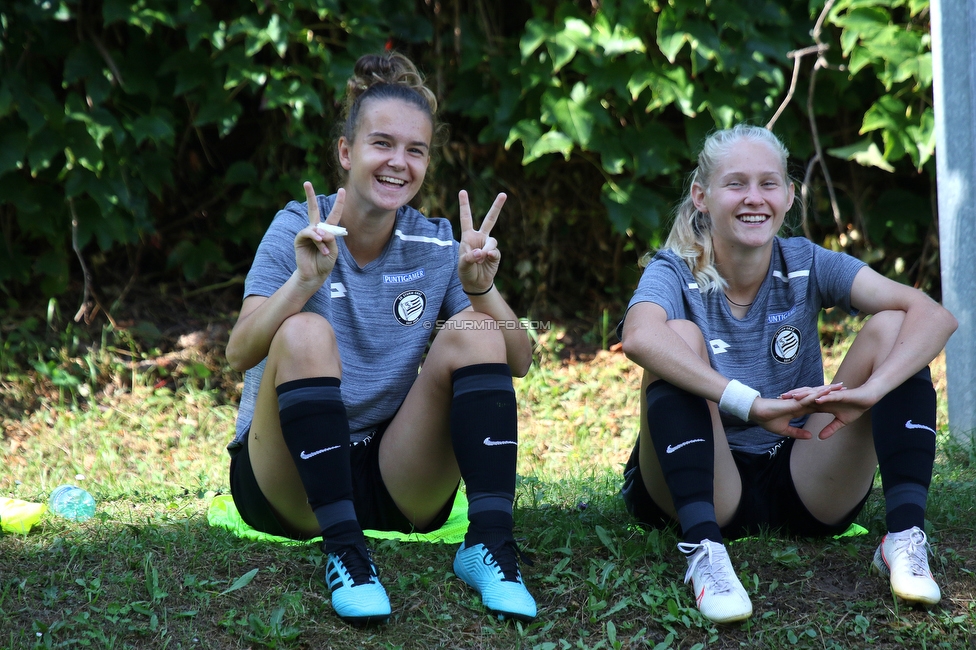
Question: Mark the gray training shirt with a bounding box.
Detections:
[621,236,866,455]
[231,194,470,450]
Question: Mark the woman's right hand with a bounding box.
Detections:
[295,182,344,286]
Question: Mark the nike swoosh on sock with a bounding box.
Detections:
[905,420,936,435]
[300,445,340,459]
[483,437,518,446]
[666,439,707,454]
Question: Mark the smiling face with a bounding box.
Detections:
[337,97,432,218]
[692,137,795,253]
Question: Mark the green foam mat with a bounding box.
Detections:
[208,492,469,545]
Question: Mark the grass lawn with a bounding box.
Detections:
[1,305,975,649]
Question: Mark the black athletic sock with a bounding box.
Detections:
[646,380,722,545]
[872,367,936,533]
[450,363,518,547]
[277,377,364,553]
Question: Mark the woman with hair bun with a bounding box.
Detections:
[618,124,956,624]
[224,51,537,626]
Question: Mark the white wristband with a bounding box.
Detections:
[719,379,760,422]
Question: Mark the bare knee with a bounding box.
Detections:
[268,313,341,380]
[844,310,905,374]
[636,320,708,385]
[666,319,710,359]
[859,310,905,344]
[430,311,506,368]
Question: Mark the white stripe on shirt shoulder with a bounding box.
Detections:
[688,282,699,290]
[394,229,453,246]
[773,270,810,283]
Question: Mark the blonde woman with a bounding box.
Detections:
[618,124,956,623]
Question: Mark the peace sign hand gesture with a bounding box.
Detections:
[458,190,505,294]
[294,181,345,287]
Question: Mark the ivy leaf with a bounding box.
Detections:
[504,119,542,158]
[627,70,654,101]
[265,13,289,59]
[833,6,889,45]
[594,135,629,175]
[643,68,695,116]
[847,45,877,77]
[129,112,175,147]
[64,43,104,85]
[895,51,932,88]
[591,15,645,57]
[548,18,591,72]
[262,75,324,119]
[520,20,552,61]
[181,1,216,50]
[869,188,930,245]
[193,96,242,136]
[160,49,213,94]
[860,94,907,134]
[102,0,133,26]
[601,181,667,235]
[905,107,935,170]
[26,84,63,136]
[655,8,691,63]
[549,83,594,147]
[526,130,574,163]
[168,238,228,282]
[827,138,894,172]
[64,122,103,172]
[880,127,908,164]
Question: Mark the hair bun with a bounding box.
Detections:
[353,53,405,84]
[344,52,434,114]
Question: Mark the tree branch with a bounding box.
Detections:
[806,2,845,238]
[766,44,828,131]
[768,0,845,240]
[70,197,116,327]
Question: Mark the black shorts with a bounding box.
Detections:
[620,436,872,540]
[228,424,458,541]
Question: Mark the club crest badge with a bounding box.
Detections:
[771,324,801,364]
[393,290,427,326]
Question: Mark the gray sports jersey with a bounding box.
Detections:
[231,194,470,449]
[621,237,866,454]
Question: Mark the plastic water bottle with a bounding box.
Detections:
[48,485,96,521]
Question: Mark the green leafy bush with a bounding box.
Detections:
[0,0,939,316]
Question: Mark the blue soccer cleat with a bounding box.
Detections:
[323,544,391,626]
[453,539,537,622]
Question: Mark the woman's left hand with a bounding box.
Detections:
[803,384,879,439]
[458,190,504,293]
[750,383,847,438]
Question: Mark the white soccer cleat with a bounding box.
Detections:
[872,526,941,607]
[677,539,753,624]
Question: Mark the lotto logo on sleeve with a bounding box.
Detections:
[393,290,427,326]
[771,325,801,364]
